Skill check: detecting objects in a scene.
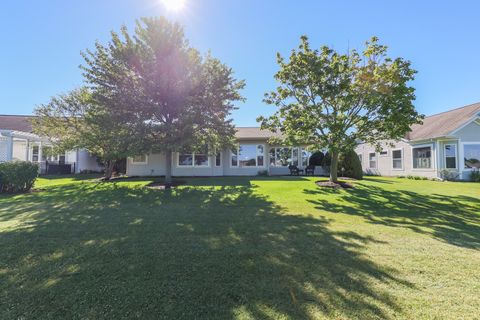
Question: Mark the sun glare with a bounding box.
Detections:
[161,0,186,11]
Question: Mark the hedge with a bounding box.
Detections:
[338,150,363,180]
[0,162,39,193]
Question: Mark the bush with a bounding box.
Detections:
[0,161,39,193]
[440,169,460,181]
[338,150,363,180]
[257,169,269,177]
[309,151,324,166]
[471,169,480,182]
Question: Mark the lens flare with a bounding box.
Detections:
[160,0,186,11]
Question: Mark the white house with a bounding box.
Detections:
[126,127,320,177]
[0,115,103,174]
[355,103,480,180]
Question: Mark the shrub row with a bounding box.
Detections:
[0,162,39,193]
[471,169,480,182]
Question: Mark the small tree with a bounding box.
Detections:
[308,151,324,166]
[33,88,147,179]
[259,36,422,183]
[81,17,244,185]
[338,150,363,180]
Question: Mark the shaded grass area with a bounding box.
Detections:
[0,175,479,319]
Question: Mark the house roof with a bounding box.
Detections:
[235,127,281,140]
[3,102,479,142]
[407,102,480,141]
[0,115,34,133]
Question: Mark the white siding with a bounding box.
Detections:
[355,140,439,179]
[126,141,317,177]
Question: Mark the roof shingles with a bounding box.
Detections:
[407,102,480,141]
[0,115,34,133]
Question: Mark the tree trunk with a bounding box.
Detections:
[104,160,115,180]
[165,150,173,188]
[329,150,339,183]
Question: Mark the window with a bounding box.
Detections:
[464,144,480,169]
[380,150,388,156]
[178,148,209,167]
[292,148,299,166]
[257,145,264,166]
[41,146,64,162]
[301,148,312,167]
[269,148,276,166]
[444,144,457,169]
[32,146,39,162]
[231,147,238,166]
[412,146,432,169]
[231,144,265,167]
[369,153,377,169]
[392,149,403,169]
[215,152,221,167]
[132,154,147,164]
[276,147,292,166]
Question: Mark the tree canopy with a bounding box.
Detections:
[259,36,423,182]
[33,88,148,179]
[81,17,245,183]
[34,17,244,182]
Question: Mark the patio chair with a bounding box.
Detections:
[288,165,304,176]
[305,165,315,176]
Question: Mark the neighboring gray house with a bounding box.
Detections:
[127,127,319,177]
[355,103,480,180]
[0,115,103,173]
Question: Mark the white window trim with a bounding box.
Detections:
[230,144,266,168]
[444,143,458,170]
[300,147,311,167]
[391,148,404,170]
[132,154,148,165]
[177,152,210,168]
[411,143,435,171]
[269,146,306,167]
[368,152,377,169]
[461,141,480,171]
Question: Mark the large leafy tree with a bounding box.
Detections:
[81,17,244,185]
[259,36,422,182]
[33,88,148,179]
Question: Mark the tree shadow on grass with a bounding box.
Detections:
[1,183,411,319]
[305,181,480,249]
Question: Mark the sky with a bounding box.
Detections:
[1,0,479,126]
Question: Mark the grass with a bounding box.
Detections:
[1,175,479,319]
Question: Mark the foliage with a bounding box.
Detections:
[322,151,332,167]
[440,169,460,181]
[258,36,422,182]
[470,169,480,182]
[33,88,147,179]
[308,151,324,166]
[0,161,38,193]
[257,169,269,176]
[406,175,429,180]
[80,17,244,184]
[338,150,363,180]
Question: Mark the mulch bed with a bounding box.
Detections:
[316,180,354,189]
[145,180,187,190]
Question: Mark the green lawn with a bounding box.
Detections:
[1,175,479,319]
